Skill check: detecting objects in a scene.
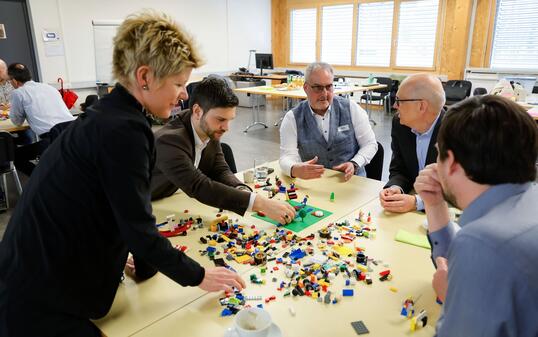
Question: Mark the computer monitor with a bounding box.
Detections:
[255,53,273,76]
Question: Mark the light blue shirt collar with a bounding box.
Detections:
[459,183,533,227]
[411,112,441,137]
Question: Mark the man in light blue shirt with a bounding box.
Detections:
[414,95,538,337]
[379,74,445,213]
[8,63,74,176]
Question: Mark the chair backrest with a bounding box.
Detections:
[473,87,487,96]
[373,77,393,94]
[0,132,16,170]
[220,142,237,174]
[444,80,472,102]
[48,120,75,144]
[365,142,384,180]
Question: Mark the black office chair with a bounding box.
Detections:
[221,142,237,174]
[0,132,23,209]
[388,79,400,113]
[360,77,393,113]
[444,80,472,106]
[48,120,74,144]
[364,142,384,181]
[473,87,487,96]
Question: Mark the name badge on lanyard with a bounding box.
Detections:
[337,124,350,132]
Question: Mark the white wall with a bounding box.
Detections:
[27,0,271,89]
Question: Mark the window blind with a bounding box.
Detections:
[290,8,317,64]
[395,0,439,68]
[356,1,394,67]
[490,0,538,69]
[321,4,354,65]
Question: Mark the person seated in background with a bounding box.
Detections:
[279,62,377,181]
[7,63,75,176]
[0,59,13,110]
[151,77,296,225]
[414,95,538,336]
[379,74,445,213]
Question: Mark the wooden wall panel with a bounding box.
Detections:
[272,0,288,67]
[440,0,473,79]
[272,0,492,79]
[469,0,495,68]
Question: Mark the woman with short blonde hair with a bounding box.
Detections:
[0,11,245,337]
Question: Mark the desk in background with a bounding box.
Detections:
[94,162,440,337]
[0,118,29,133]
[229,73,288,84]
[234,84,387,132]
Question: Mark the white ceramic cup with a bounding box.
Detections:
[234,307,272,337]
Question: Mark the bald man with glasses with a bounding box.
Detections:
[279,62,377,181]
[379,73,446,213]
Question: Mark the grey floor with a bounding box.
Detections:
[0,99,393,240]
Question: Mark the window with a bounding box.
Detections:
[288,0,441,70]
[321,4,354,65]
[395,0,440,68]
[290,8,317,63]
[356,1,394,67]
[490,0,538,69]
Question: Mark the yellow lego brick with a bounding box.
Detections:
[235,255,252,264]
[356,264,368,273]
[332,245,354,257]
[220,235,231,242]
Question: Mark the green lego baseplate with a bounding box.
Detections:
[252,200,332,232]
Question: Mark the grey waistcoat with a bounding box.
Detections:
[293,96,364,175]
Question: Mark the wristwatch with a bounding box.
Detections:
[350,161,359,174]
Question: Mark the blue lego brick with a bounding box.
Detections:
[342,289,354,297]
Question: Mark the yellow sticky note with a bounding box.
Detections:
[395,229,431,249]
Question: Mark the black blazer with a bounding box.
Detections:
[384,111,444,192]
[0,85,204,332]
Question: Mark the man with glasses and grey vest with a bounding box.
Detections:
[279,62,377,181]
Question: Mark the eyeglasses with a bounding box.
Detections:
[394,97,423,107]
[308,83,334,93]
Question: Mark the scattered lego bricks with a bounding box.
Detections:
[161,201,395,331]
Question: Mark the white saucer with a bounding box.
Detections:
[224,323,282,337]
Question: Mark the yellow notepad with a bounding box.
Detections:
[395,229,431,249]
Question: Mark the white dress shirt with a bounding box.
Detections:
[191,122,256,211]
[9,81,74,136]
[279,100,378,177]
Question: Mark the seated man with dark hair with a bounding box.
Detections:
[7,62,75,176]
[151,77,295,224]
[415,95,538,336]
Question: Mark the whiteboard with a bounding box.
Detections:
[92,20,121,84]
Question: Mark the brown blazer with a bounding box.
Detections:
[151,110,250,215]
